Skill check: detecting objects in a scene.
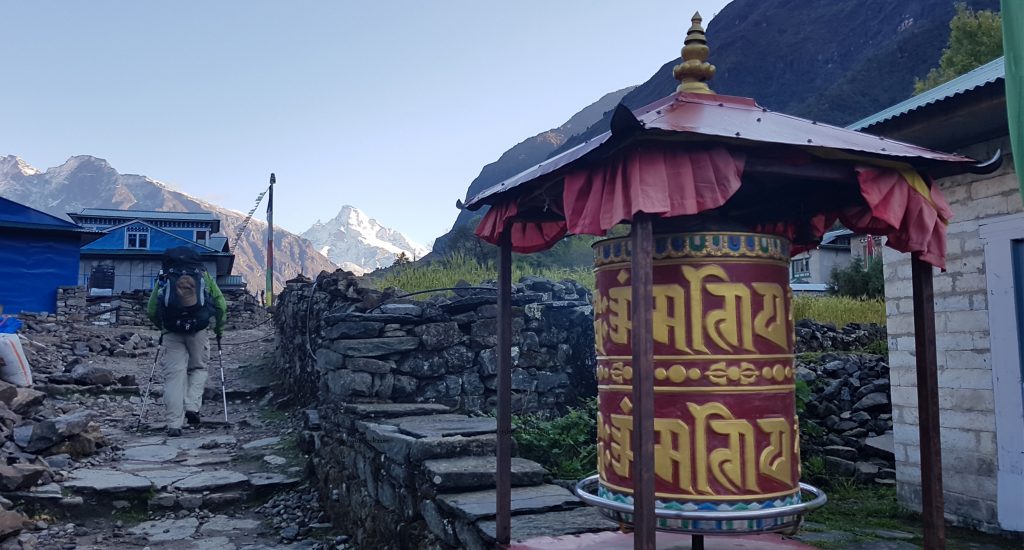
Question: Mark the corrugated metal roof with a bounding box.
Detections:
[207,236,228,252]
[70,208,218,221]
[848,57,1005,131]
[0,196,94,233]
[466,91,977,209]
[821,228,854,245]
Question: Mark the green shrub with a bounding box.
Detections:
[829,256,884,299]
[793,295,886,327]
[512,398,598,479]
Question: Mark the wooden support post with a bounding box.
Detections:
[496,232,513,546]
[630,215,656,550]
[911,254,945,549]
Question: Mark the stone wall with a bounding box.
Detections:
[272,271,596,415]
[303,402,607,550]
[273,271,607,548]
[883,136,1017,532]
[56,286,267,330]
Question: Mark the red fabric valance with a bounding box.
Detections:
[473,201,568,254]
[474,144,952,268]
[474,144,745,252]
[561,144,745,236]
[756,166,952,268]
[842,166,951,268]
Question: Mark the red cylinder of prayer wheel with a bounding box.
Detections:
[592,232,800,532]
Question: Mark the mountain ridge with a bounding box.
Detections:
[0,154,337,292]
[300,205,430,275]
[437,0,1000,253]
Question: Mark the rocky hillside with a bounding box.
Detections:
[556,0,1000,154]
[439,0,999,248]
[0,155,336,292]
[300,205,430,275]
[430,86,634,255]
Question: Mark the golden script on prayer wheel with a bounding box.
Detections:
[592,232,801,531]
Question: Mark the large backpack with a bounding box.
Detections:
[157,247,216,333]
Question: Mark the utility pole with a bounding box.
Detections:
[266,173,275,307]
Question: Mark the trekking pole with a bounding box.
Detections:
[217,337,228,422]
[137,334,163,430]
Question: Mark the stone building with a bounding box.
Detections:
[850,56,1022,533]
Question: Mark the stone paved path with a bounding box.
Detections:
[0,327,350,549]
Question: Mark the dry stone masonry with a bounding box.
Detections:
[273,271,612,547]
[273,271,596,414]
[56,286,267,330]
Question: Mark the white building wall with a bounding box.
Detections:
[884,136,1021,532]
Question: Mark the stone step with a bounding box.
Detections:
[384,414,496,438]
[423,456,547,492]
[8,464,303,518]
[343,402,453,419]
[436,484,581,522]
[475,507,619,544]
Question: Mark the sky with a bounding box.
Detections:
[1,1,731,247]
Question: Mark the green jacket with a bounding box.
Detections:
[147,271,228,337]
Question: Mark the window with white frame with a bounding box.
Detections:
[195,230,208,244]
[126,227,150,249]
[791,257,810,277]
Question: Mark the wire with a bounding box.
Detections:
[365,286,496,313]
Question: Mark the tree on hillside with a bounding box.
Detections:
[914,3,1003,94]
[392,252,411,266]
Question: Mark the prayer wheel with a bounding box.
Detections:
[592,231,801,532]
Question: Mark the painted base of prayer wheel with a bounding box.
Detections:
[592,232,801,533]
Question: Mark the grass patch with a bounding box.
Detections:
[793,295,886,327]
[512,398,597,479]
[112,507,150,524]
[802,483,1020,549]
[803,483,917,548]
[257,407,289,423]
[367,252,594,295]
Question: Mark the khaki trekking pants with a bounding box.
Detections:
[161,331,210,429]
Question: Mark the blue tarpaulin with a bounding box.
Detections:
[0,197,87,314]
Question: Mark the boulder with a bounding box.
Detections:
[414,322,464,351]
[0,463,50,491]
[853,392,890,411]
[0,381,18,408]
[13,411,96,453]
[70,364,116,386]
[0,509,29,540]
[10,389,45,415]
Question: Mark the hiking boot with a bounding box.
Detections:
[185,411,201,426]
[167,427,183,437]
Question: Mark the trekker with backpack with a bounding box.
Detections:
[146,246,227,437]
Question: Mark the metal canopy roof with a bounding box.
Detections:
[464,92,980,211]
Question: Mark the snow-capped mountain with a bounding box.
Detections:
[0,154,337,291]
[301,205,430,275]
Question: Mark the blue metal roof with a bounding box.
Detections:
[69,208,218,221]
[82,219,226,254]
[0,196,98,234]
[849,57,1005,131]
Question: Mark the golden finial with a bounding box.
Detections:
[673,12,716,94]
